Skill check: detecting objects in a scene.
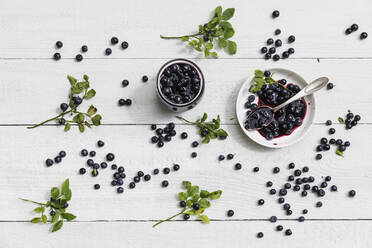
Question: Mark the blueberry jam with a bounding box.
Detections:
[245,107,273,130]
[157,59,204,112]
[247,82,307,140]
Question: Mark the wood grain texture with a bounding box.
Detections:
[0,58,371,124]
[1,125,368,220]
[0,0,371,59]
[2,221,372,248]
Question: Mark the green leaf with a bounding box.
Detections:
[83,74,89,81]
[222,8,235,20]
[76,81,89,90]
[64,188,72,201]
[338,117,345,124]
[183,181,191,190]
[199,198,211,208]
[191,194,200,203]
[78,113,85,123]
[51,187,60,199]
[84,121,91,128]
[52,212,60,223]
[224,28,235,39]
[186,200,193,207]
[52,220,63,232]
[202,136,210,144]
[61,213,76,221]
[85,89,96,99]
[254,70,264,77]
[214,6,222,17]
[181,36,189,41]
[42,214,47,224]
[67,75,77,86]
[201,113,208,122]
[227,40,237,55]
[61,179,70,197]
[31,217,41,224]
[91,114,102,126]
[205,43,213,50]
[219,21,232,30]
[211,52,218,58]
[336,149,344,157]
[64,123,71,132]
[218,37,227,48]
[178,192,187,201]
[34,207,45,213]
[199,214,210,223]
[187,185,199,197]
[200,190,210,198]
[209,190,222,200]
[217,129,228,137]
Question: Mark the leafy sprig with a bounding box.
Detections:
[20,179,76,232]
[160,6,237,58]
[249,69,290,93]
[153,181,222,227]
[27,75,102,132]
[176,112,228,143]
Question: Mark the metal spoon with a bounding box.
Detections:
[246,77,329,130]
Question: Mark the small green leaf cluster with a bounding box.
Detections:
[160,6,237,58]
[249,69,290,93]
[28,74,102,132]
[21,179,76,232]
[153,181,222,227]
[338,117,345,124]
[176,112,228,143]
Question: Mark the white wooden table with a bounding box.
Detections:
[1,0,372,247]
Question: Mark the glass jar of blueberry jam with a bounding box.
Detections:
[156,59,205,112]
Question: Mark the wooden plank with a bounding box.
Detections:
[1,221,372,248]
[1,125,369,220]
[0,58,370,124]
[0,0,371,59]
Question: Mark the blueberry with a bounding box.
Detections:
[351,24,359,31]
[118,99,126,106]
[302,166,309,173]
[329,128,336,134]
[73,97,82,105]
[267,38,274,45]
[275,29,281,35]
[173,164,180,171]
[191,152,197,158]
[329,138,336,144]
[192,141,199,148]
[272,10,280,18]
[50,210,56,216]
[218,155,225,161]
[163,167,170,174]
[121,41,129,49]
[54,156,62,163]
[326,120,332,125]
[274,39,282,47]
[60,103,68,111]
[349,190,356,197]
[285,229,292,236]
[288,35,295,43]
[183,214,190,220]
[53,53,61,60]
[79,168,86,174]
[345,28,352,35]
[312,185,319,192]
[283,203,291,210]
[118,166,125,173]
[227,210,234,217]
[308,176,315,182]
[294,169,302,177]
[282,51,289,58]
[164,135,172,142]
[89,151,96,157]
[97,140,104,147]
[181,132,188,139]
[106,153,115,161]
[286,209,292,216]
[142,75,148,82]
[288,175,294,181]
[144,174,151,181]
[318,189,325,197]
[86,159,94,166]
[133,176,140,183]
[261,47,268,53]
[122,80,129,87]
[336,139,343,145]
[235,163,242,170]
[111,37,119,45]
[117,187,124,194]
[91,169,98,177]
[271,54,279,61]
[331,185,338,191]
[153,168,159,175]
[278,197,285,203]
[264,70,271,77]
[316,201,323,207]
[270,216,277,223]
[273,167,280,174]
[288,162,295,169]
[46,159,54,167]
[157,141,164,147]
[284,183,291,189]
[354,114,361,121]
[253,167,259,172]
[129,182,136,189]
[258,199,265,205]
[288,48,295,54]
[279,189,287,196]
[320,137,328,144]
[62,203,69,208]
[266,181,273,187]
[105,48,112,55]
[264,53,272,60]
[257,232,264,238]
[81,45,88,52]
[270,189,276,195]
[321,182,328,188]
[75,54,83,62]
[316,154,322,160]
[94,184,100,190]
[276,225,283,231]
[59,118,66,125]
[269,47,276,54]
[327,83,334,90]
[301,191,308,197]
[55,41,63,48]
[295,178,303,185]
[344,141,350,147]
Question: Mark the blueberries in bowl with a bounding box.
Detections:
[157,59,204,112]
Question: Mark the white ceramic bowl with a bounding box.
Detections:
[236,68,316,148]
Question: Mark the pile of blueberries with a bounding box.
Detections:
[150,123,178,148]
[159,63,201,104]
[315,111,361,160]
[345,24,368,40]
[259,10,296,61]
[253,162,356,238]
[45,150,67,167]
[246,71,306,140]
[53,36,129,62]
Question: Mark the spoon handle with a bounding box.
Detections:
[273,77,329,112]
